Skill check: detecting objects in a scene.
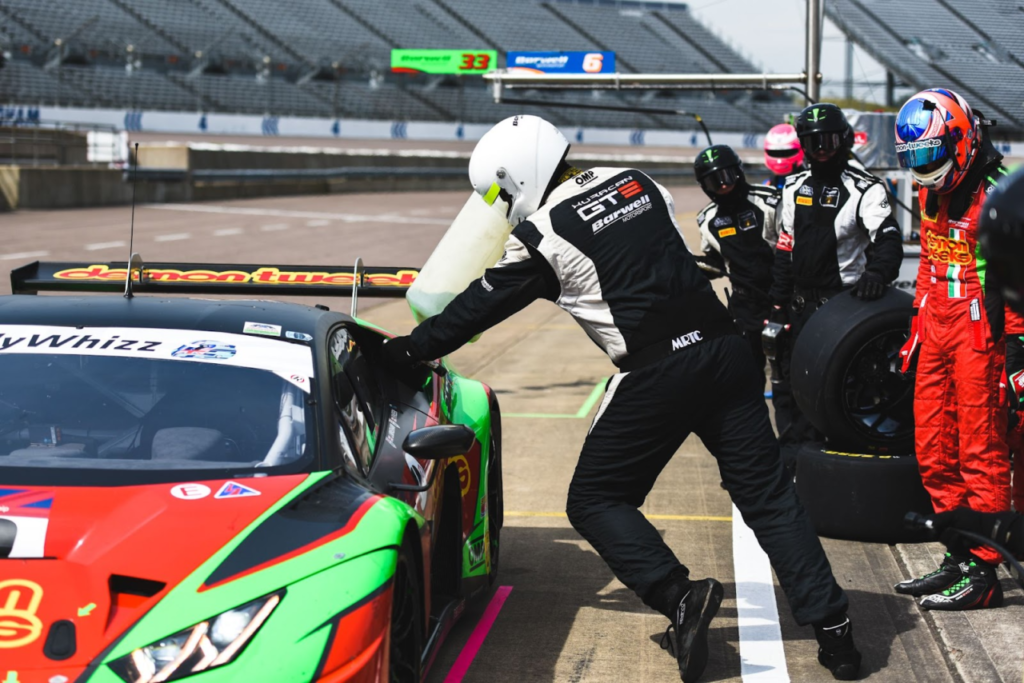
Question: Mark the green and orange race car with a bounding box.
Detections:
[0,259,502,683]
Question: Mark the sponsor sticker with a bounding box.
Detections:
[0,488,53,559]
[171,483,211,500]
[285,331,313,342]
[777,232,794,252]
[0,325,314,382]
[738,210,758,231]
[718,228,737,238]
[798,185,814,196]
[215,481,261,499]
[244,322,282,337]
[796,196,813,206]
[0,578,44,648]
[172,340,236,360]
[821,187,840,208]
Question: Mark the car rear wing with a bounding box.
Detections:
[10,259,419,298]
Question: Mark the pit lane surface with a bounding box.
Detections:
[2,189,1021,682]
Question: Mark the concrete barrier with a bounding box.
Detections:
[1,142,716,211]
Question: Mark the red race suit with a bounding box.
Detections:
[902,169,1024,564]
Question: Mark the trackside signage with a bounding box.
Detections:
[391,49,497,75]
[0,325,314,391]
[506,51,615,74]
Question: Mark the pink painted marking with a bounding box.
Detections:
[443,586,513,683]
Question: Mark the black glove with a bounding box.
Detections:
[381,335,418,368]
[853,271,886,300]
[928,508,1023,557]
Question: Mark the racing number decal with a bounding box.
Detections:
[459,53,490,70]
[583,53,604,73]
[0,579,44,649]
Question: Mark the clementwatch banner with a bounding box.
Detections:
[10,261,419,297]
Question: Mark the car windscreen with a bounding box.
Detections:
[0,325,316,486]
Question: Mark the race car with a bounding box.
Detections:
[0,258,503,682]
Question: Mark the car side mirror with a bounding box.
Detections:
[402,424,475,460]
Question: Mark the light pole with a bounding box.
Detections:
[806,0,822,103]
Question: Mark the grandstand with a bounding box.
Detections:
[826,0,1024,132]
[0,0,794,131]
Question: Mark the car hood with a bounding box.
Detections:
[0,475,308,672]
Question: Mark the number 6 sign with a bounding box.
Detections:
[583,53,604,73]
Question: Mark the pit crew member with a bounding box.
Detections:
[383,115,860,682]
[769,102,903,445]
[894,93,1024,610]
[764,123,806,190]
[693,144,779,383]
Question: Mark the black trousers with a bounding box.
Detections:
[566,335,848,626]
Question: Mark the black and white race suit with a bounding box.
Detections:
[408,167,848,626]
[768,164,903,444]
[695,184,780,377]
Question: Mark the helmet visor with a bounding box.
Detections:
[766,147,801,159]
[800,132,844,155]
[700,167,739,193]
[895,136,949,170]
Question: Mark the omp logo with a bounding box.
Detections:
[671,330,703,350]
[0,579,44,649]
[925,231,972,265]
[574,170,596,186]
[53,265,417,287]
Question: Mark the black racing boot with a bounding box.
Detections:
[919,558,1004,611]
[893,553,968,597]
[659,578,723,683]
[815,615,862,681]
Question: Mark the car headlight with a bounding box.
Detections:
[109,593,282,683]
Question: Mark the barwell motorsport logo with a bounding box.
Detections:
[576,179,651,233]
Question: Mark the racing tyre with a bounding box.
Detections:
[487,397,503,586]
[791,288,915,453]
[795,444,933,544]
[390,546,423,683]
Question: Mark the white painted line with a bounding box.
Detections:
[261,223,290,231]
[0,250,49,261]
[154,233,191,242]
[85,240,127,251]
[732,503,790,682]
[305,219,329,227]
[214,228,244,237]
[148,204,450,226]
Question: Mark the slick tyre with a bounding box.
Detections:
[487,396,503,586]
[390,545,423,683]
[791,289,915,453]
[795,445,933,544]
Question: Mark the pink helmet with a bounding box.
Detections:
[764,123,804,175]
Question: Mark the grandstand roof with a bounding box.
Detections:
[826,0,1024,132]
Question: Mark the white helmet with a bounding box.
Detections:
[469,115,570,225]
